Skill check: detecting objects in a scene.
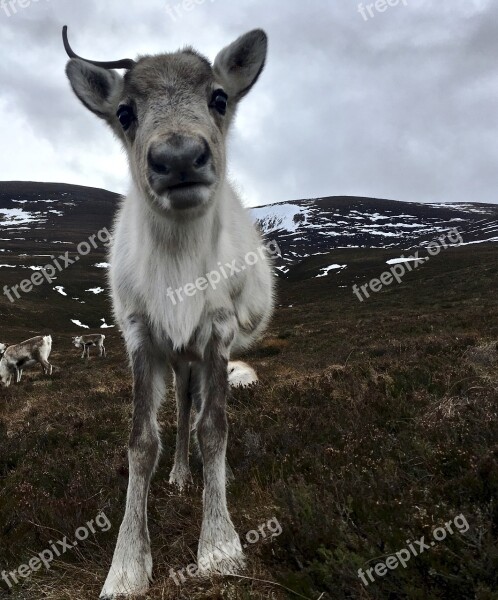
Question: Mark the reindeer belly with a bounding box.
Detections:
[17,358,36,369]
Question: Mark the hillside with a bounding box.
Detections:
[1,182,498,333]
[0,182,497,600]
[253,196,498,275]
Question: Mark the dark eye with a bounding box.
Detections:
[117,105,135,130]
[210,89,228,115]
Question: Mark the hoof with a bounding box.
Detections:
[100,550,152,599]
[169,466,193,492]
[197,529,245,576]
[197,548,245,576]
[99,571,150,599]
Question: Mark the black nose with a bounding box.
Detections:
[148,134,212,187]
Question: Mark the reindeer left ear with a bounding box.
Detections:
[214,29,268,100]
[66,59,123,121]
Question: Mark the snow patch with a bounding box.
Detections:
[387,257,424,265]
[316,264,347,278]
[71,319,90,329]
[252,203,311,234]
[0,208,44,226]
[100,318,114,329]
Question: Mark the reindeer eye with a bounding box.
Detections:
[117,105,135,130]
[210,89,228,116]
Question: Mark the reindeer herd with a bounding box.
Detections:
[0,333,107,388]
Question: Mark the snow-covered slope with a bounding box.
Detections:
[1,183,497,285]
[250,196,498,274]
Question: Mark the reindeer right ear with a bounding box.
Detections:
[214,29,268,101]
[65,59,123,121]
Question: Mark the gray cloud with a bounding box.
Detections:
[0,0,496,206]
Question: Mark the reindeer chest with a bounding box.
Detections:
[139,254,223,350]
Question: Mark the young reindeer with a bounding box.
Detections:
[73,334,106,359]
[0,336,52,387]
[62,26,274,598]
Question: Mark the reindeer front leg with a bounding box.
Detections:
[100,317,167,599]
[196,310,245,575]
[169,361,194,491]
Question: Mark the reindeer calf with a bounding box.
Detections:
[73,334,106,359]
[0,335,53,387]
[63,25,274,599]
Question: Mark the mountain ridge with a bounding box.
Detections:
[0,181,497,285]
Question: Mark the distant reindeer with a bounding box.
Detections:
[63,25,274,599]
[73,334,106,359]
[0,343,7,359]
[0,336,52,387]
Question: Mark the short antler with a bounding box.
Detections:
[62,25,136,70]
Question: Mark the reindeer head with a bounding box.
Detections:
[0,358,11,388]
[63,26,267,216]
[72,336,83,348]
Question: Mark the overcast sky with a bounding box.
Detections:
[0,0,496,207]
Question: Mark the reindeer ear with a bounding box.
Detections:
[66,59,123,120]
[214,29,268,100]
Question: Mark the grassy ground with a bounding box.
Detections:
[0,244,498,599]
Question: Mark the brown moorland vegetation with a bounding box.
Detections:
[0,243,497,599]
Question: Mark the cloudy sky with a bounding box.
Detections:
[0,0,496,207]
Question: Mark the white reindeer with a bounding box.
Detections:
[0,336,52,387]
[72,334,106,359]
[63,25,274,599]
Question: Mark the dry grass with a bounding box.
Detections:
[1,245,498,599]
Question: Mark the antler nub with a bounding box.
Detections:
[62,25,136,70]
